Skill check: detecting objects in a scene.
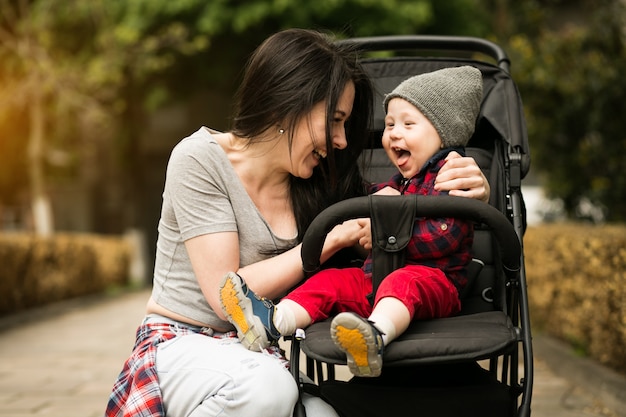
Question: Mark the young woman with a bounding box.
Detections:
[106,29,490,417]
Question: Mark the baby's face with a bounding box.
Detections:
[382,98,442,179]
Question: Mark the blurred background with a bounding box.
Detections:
[1,0,626,391]
[1,0,625,285]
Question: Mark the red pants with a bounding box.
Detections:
[284,265,461,323]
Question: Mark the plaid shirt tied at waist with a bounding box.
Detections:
[105,321,234,417]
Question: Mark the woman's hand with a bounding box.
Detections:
[434,151,490,202]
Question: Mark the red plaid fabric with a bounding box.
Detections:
[105,323,176,417]
[105,322,236,417]
[365,148,474,290]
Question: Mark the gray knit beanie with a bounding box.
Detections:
[383,66,483,148]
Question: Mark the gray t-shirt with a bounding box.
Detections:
[151,127,298,329]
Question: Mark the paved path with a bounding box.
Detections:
[0,289,624,417]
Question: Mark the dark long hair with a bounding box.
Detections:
[232,29,374,240]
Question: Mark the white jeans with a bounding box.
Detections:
[156,331,339,417]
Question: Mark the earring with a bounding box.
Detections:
[278,128,285,134]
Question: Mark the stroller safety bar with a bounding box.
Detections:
[302,195,521,277]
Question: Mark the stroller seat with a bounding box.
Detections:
[303,310,518,366]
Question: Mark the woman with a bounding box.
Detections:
[106,28,490,417]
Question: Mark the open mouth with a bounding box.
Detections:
[313,149,327,160]
[393,147,411,165]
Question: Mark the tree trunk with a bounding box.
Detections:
[28,88,54,236]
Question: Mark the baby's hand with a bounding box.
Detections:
[356,218,372,251]
[329,218,368,249]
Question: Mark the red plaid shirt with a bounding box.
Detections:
[105,322,236,417]
[364,148,474,291]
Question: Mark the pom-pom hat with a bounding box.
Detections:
[383,66,483,148]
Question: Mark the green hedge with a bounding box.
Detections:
[524,223,626,374]
[0,232,130,315]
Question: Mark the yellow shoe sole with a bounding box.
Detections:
[331,313,382,377]
[219,272,268,351]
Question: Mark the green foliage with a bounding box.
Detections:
[0,0,489,211]
[4,0,626,224]
[0,0,216,207]
[505,0,626,221]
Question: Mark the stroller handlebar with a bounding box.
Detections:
[337,35,510,71]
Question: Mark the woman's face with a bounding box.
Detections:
[382,97,442,179]
[289,81,355,179]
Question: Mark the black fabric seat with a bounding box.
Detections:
[303,311,519,366]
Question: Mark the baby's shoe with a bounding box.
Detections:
[330,312,384,377]
[219,272,281,351]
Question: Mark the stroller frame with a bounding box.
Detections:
[288,35,533,417]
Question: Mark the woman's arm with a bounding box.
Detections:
[434,151,490,202]
[185,232,303,321]
[185,219,367,320]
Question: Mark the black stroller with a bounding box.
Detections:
[288,35,533,417]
